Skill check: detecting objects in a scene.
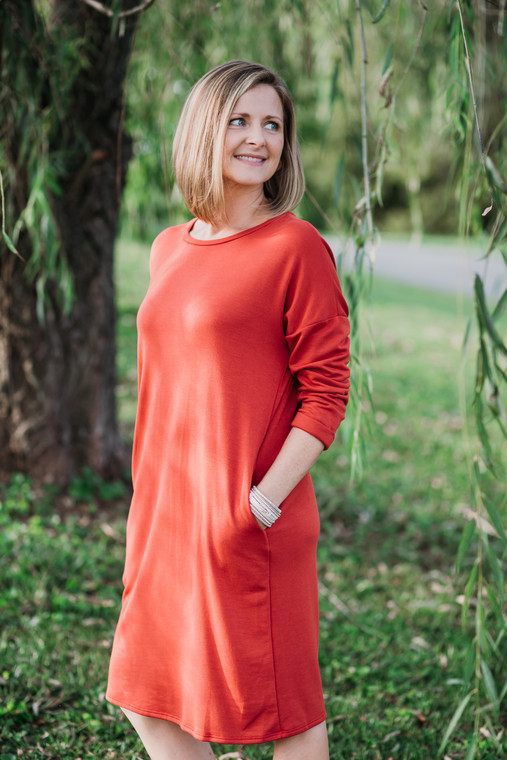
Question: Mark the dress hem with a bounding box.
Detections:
[106,693,326,744]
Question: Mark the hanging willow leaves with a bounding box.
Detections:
[456,519,476,573]
[449,0,507,743]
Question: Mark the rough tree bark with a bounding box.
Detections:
[0,1,147,483]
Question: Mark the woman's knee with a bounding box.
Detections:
[273,720,329,760]
[120,708,216,760]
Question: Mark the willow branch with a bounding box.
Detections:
[355,0,374,239]
[456,0,494,215]
[79,0,156,19]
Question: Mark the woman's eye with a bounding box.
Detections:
[266,121,280,131]
[229,117,245,127]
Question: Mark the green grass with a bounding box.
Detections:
[0,242,505,759]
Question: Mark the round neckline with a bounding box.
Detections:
[183,212,290,246]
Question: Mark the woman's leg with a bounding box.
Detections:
[273,720,329,760]
[121,708,216,760]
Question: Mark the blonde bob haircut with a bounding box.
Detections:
[172,60,305,225]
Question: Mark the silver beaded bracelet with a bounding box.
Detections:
[249,485,281,528]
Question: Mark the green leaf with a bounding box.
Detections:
[477,606,492,659]
[44,172,63,197]
[372,0,393,23]
[486,390,506,433]
[475,341,485,393]
[474,398,493,471]
[329,58,341,107]
[484,626,498,656]
[485,582,504,624]
[483,498,507,548]
[494,358,507,385]
[464,735,477,760]
[480,658,499,708]
[456,519,476,573]
[462,563,478,627]
[499,674,507,704]
[461,318,472,361]
[491,287,507,322]
[2,229,22,258]
[485,155,507,192]
[382,43,394,75]
[343,20,354,69]
[463,640,475,685]
[474,275,507,354]
[1,169,24,260]
[437,690,473,755]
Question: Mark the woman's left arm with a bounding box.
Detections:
[251,226,350,529]
[253,427,324,528]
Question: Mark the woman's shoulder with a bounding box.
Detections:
[273,213,335,266]
[274,212,321,239]
[147,220,192,275]
[152,220,191,248]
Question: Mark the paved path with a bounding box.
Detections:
[326,235,506,300]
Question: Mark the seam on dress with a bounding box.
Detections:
[253,365,290,472]
[266,531,283,734]
[285,312,346,339]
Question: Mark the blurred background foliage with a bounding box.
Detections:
[120,0,504,241]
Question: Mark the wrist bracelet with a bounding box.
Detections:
[249,485,281,528]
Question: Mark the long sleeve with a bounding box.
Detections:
[283,228,350,448]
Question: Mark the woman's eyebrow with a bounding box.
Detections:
[231,111,283,120]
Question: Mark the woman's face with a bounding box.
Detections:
[222,84,284,194]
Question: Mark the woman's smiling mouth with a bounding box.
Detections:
[234,154,266,163]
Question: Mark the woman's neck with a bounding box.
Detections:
[191,186,275,241]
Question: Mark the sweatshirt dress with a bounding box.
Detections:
[106,211,350,744]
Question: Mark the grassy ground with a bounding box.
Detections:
[0,240,505,759]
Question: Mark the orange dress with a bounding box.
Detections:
[106,212,350,744]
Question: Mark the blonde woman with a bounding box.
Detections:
[107,60,350,760]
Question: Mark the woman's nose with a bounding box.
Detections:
[245,122,266,146]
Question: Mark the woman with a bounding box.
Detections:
[106,60,350,760]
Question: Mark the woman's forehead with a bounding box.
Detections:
[232,85,284,116]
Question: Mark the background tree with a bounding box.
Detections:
[0,0,153,483]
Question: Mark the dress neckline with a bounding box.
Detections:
[183,212,290,246]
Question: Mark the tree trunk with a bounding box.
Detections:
[0,1,143,483]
